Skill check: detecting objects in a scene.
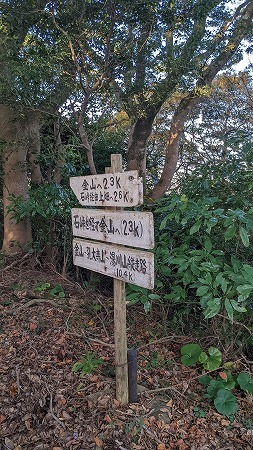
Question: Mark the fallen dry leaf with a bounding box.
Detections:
[94,436,103,447]
[9,382,17,398]
[157,444,166,450]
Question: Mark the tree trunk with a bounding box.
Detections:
[149,95,202,202]
[127,115,156,194]
[0,105,42,254]
[53,117,64,183]
[27,120,43,185]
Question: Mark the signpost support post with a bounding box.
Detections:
[70,153,154,405]
[106,154,128,405]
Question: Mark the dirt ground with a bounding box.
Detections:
[0,262,253,450]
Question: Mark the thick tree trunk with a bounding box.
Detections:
[2,140,32,253]
[27,121,43,185]
[53,117,64,183]
[0,105,42,254]
[127,115,156,194]
[149,95,201,202]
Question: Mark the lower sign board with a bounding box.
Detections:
[71,208,154,249]
[73,238,154,289]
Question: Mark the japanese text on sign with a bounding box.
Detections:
[70,170,143,207]
[71,209,154,249]
[73,238,154,289]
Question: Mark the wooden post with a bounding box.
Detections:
[106,154,129,405]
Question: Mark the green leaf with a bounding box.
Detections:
[180,343,202,366]
[239,227,249,247]
[199,347,222,370]
[72,362,84,372]
[204,298,221,319]
[224,224,236,241]
[225,298,233,322]
[230,299,247,313]
[159,217,168,230]
[214,389,238,419]
[198,374,212,386]
[237,284,253,300]
[148,293,161,300]
[190,221,201,235]
[143,301,151,313]
[204,238,212,252]
[196,285,210,297]
[237,373,253,394]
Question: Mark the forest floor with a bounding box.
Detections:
[0,262,253,450]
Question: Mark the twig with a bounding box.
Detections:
[115,441,128,450]
[137,335,187,350]
[45,384,66,430]
[15,365,21,395]
[1,253,30,273]
[66,331,114,348]
[144,385,188,398]
[217,314,253,334]
[65,306,74,331]
[142,425,164,445]
[8,298,67,314]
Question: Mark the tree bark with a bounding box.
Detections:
[53,117,64,183]
[27,120,43,185]
[149,95,201,202]
[0,105,42,254]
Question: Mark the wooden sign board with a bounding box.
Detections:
[73,238,154,289]
[70,171,143,207]
[71,208,154,249]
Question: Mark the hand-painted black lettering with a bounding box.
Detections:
[123,220,128,235]
[103,177,108,189]
[115,176,121,189]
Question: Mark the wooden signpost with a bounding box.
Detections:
[70,154,154,404]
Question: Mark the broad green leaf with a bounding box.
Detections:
[196,285,210,297]
[225,298,233,322]
[239,227,249,247]
[205,379,224,399]
[204,238,212,252]
[148,293,161,300]
[242,264,253,280]
[198,374,212,386]
[214,389,238,419]
[230,299,247,313]
[181,343,202,366]
[214,273,228,293]
[199,346,222,370]
[237,373,253,394]
[204,298,221,319]
[237,284,253,301]
[143,301,151,313]
[224,224,236,241]
[190,221,201,235]
[159,217,168,230]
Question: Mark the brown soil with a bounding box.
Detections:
[0,263,253,450]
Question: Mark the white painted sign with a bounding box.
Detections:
[71,208,154,249]
[73,238,154,289]
[70,171,143,207]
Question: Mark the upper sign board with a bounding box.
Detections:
[70,171,143,207]
[71,208,154,249]
[73,238,154,289]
